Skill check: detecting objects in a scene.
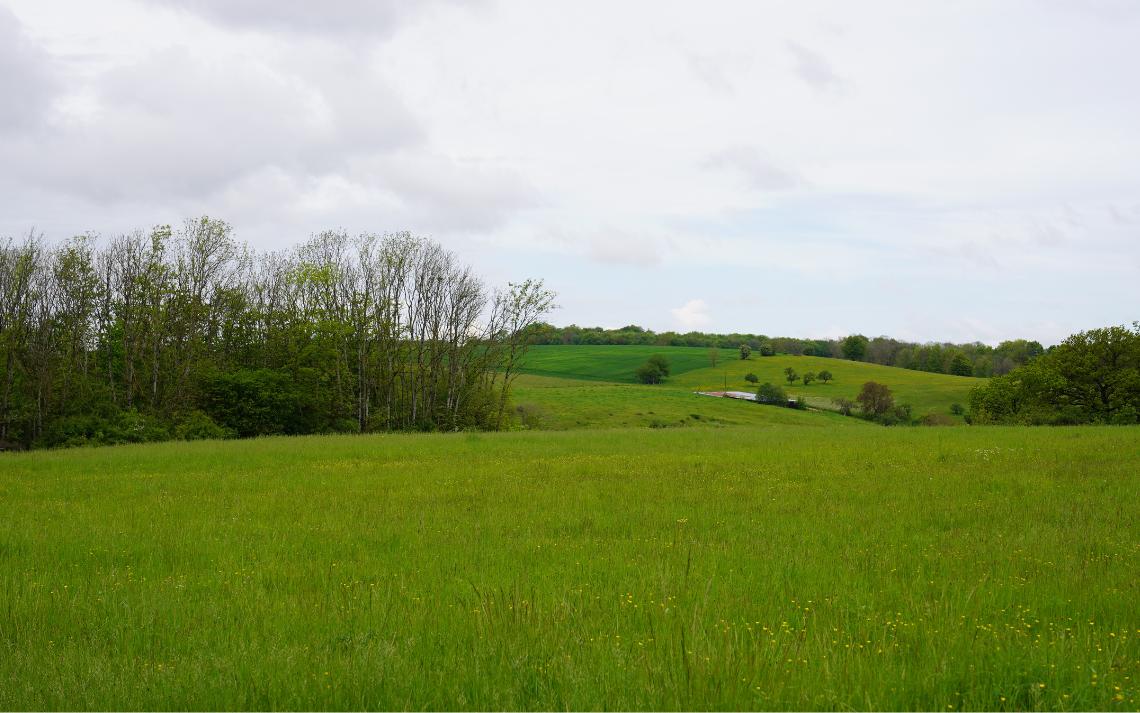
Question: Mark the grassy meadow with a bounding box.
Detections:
[2,426,1138,710]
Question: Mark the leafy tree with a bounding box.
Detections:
[739,343,752,360]
[802,371,816,386]
[744,372,758,384]
[647,354,671,376]
[635,361,666,384]
[841,334,869,361]
[949,352,973,376]
[950,403,965,416]
[707,348,719,367]
[818,370,833,384]
[784,367,798,384]
[856,381,894,418]
[758,343,775,356]
[756,382,787,404]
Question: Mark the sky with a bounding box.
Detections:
[2,0,1138,345]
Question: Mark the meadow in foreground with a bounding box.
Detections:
[1,426,1137,710]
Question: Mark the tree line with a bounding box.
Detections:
[0,219,554,450]
[527,324,1044,378]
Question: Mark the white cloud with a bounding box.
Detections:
[671,299,711,330]
[2,0,1139,343]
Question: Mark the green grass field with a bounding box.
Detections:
[2,426,1138,710]
[518,345,982,424]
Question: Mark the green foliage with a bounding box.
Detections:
[756,382,787,404]
[802,371,816,386]
[744,372,758,384]
[818,369,833,383]
[970,324,1140,425]
[841,334,869,361]
[950,403,965,416]
[784,366,798,384]
[739,343,751,360]
[949,352,974,376]
[646,354,671,376]
[635,361,666,384]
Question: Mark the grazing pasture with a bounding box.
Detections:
[2,426,1137,710]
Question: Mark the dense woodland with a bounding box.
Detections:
[528,324,1044,378]
[0,219,553,449]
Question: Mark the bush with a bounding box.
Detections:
[739,344,752,360]
[818,370,833,384]
[920,414,956,426]
[647,354,671,376]
[950,403,965,416]
[756,382,787,404]
[635,361,666,384]
[802,371,816,386]
[173,410,233,441]
[758,343,775,357]
[744,373,758,384]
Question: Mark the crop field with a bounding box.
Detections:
[519,345,982,423]
[2,426,1138,710]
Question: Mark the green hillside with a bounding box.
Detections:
[519,345,736,382]
[518,345,983,422]
[510,374,871,430]
[2,426,1136,709]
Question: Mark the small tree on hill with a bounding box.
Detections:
[647,354,670,376]
[802,371,816,386]
[744,372,758,385]
[708,348,719,367]
[784,367,798,384]
[818,370,833,384]
[856,381,894,418]
[739,344,752,360]
[635,361,666,384]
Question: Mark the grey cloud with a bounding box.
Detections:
[786,41,844,92]
[0,7,59,132]
[148,0,475,38]
[3,46,421,202]
[702,147,800,191]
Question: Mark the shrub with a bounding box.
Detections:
[647,354,671,376]
[802,371,816,386]
[635,361,666,384]
[173,411,233,441]
[756,382,787,404]
[744,373,759,384]
[950,403,965,416]
[739,344,752,360]
[818,370,833,384]
[514,402,548,429]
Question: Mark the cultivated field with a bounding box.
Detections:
[2,426,1137,710]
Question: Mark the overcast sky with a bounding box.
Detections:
[2,0,1138,344]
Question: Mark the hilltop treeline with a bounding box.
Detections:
[529,324,1043,377]
[0,219,553,449]
[969,324,1140,425]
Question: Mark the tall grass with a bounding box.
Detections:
[1,426,1137,709]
